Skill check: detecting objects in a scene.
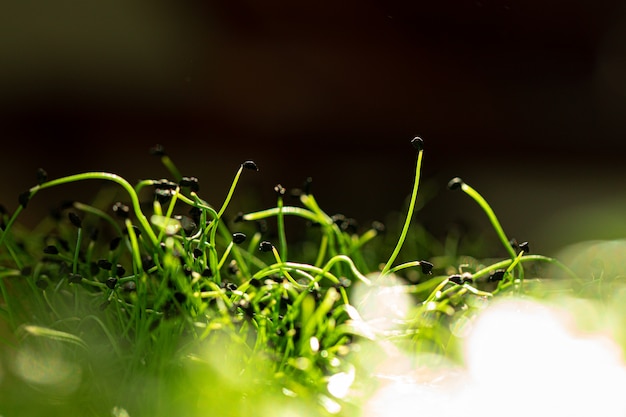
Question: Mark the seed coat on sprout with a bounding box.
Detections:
[104,277,117,289]
[179,176,199,192]
[420,261,434,274]
[242,160,258,171]
[449,274,464,285]
[411,136,424,151]
[109,237,121,251]
[68,212,82,228]
[447,177,464,190]
[43,245,59,255]
[97,259,112,270]
[259,241,273,252]
[489,269,506,282]
[18,191,30,208]
[232,233,247,244]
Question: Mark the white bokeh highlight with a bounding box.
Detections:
[351,273,413,335]
[362,297,626,417]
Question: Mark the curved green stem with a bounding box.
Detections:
[471,254,581,283]
[381,148,424,276]
[460,182,517,261]
[319,254,372,286]
[243,206,323,225]
[25,172,159,247]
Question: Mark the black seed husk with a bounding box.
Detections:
[43,245,59,255]
[259,241,273,252]
[106,277,118,289]
[447,177,464,191]
[242,160,258,171]
[411,136,424,151]
[232,232,247,244]
[18,191,30,208]
[68,212,82,228]
[420,261,434,275]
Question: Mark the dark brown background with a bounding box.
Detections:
[2,0,626,256]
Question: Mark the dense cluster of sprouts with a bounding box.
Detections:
[0,138,579,416]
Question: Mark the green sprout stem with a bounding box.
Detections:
[459,181,517,260]
[243,206,326,225]
[276,192,287,262]
[386,260,427,275]
[471,254,581,283]
[21,173,159,247]
[271,246,302,288]
[73,201,124,237]
[0,205,24,251]
[216,165,244,220]
[380,147,424,276]
[251,262,340,285]
[159,154,183,183]
[125,219,144,274]
[72,226,83,274]
[318,254,372,286]
[217,242,234,270]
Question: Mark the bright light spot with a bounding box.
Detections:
[318,395,342,414]
[292,357,311,371]
[111,406,130,417]
[364,377,449,417]
[150,214,181,235]
[351,273,412,334]
[361,297,626,417]
[309,336,320,353]
[13,343,82,396]
[282,387,297,398]
[327,366,355,399]
[463,298,626,417]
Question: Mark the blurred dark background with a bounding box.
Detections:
[1,0,626,256]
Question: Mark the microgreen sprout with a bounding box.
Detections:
[380,137,424,276]
[447,176,517,261]
[0,142,590,417]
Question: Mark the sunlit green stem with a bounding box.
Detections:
[243,206,323,225]
[123,219,143,276]
[20,173,158,247]
[381,148,424,276]
[276,192,287,261]
[217,242,234,270]
[156,187,180,243]
[251,262,341,285]
[271,246,302,288]
[217,165,244,220]
[319,254,371,285]
[460,182,517,260]
[159,154,182,182]
[471,254,581,282]
[386,260,426,275]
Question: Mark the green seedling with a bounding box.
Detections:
[0,140,588,417]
